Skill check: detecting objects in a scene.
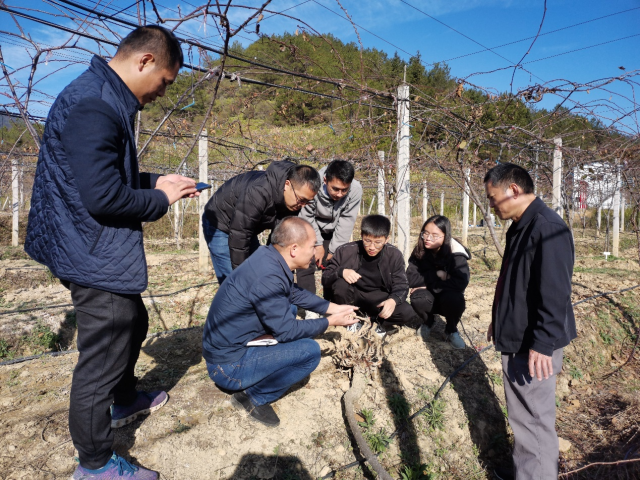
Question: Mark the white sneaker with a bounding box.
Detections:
[447,332,466,349]
[346,321,363,333]
[306,311,320,319]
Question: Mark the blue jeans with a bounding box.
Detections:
[202,215,259,284]
[206,338,321,405]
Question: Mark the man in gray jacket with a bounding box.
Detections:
[297,160,362,318]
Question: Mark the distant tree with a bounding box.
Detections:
[406,51,426,85]
[425,62,453,90]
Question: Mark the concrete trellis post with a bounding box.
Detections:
[422,180,428,223]
[612,161,620,257]
[440,192,444,216]
[199,130,210,273]
[596,206,602,236]
[473,203,477,227]
[377,151,385,216]
[396,85,411,262]
[552,137,563,219]
[620,194,625,232]
[462,168,470,246]
[12,158,19,247]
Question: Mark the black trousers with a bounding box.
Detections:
[330,278,416,325]
[410,288,465,334]
[296,233,332,297]
[64,281,148,469]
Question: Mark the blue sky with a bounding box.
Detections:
[1,0,639,134]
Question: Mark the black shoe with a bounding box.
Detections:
[494,466,514,480]
[230,391,280,427]
[249,403,280,427]
[230,391,253,412]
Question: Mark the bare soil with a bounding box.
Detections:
[0,228,639,479]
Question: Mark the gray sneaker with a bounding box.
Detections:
[417,324,432,341]
[447,332,466,349]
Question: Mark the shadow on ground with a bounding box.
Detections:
[420,316,511,468]
[227,453,314,479]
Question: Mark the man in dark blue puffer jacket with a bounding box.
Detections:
[25,26,197,480]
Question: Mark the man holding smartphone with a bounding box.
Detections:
[25,26,196,480]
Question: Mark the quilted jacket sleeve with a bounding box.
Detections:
[61,97,169,221]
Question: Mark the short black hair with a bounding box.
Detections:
[325,160,355,184]
[115,26,184,69]
[288,165,321,193]
[361,215,391,238]
[271,217,311,247]
[484,163,534,194]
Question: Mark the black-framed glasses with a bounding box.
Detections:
[421,232,443,240]
[290,182,314,205]
[362,238,385,248]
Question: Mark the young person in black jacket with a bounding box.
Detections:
[407,215,470,349]
[321,215,416,338]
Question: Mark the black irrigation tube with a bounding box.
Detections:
[319,345,494,479]
[319,282,640,479]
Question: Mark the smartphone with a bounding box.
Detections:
[196,182,212,192]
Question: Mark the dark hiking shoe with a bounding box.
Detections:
[111,391,168,428]
[230,391,280,427]
[249,403,280,427]
[417,324,432,341]
[493,466,514,480]
[70,452,158,479]
[230,391,253,412]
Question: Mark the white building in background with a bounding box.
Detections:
[573,162,617,209]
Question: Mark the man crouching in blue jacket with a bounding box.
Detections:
[202,216,359,427]
[25,27,197,480]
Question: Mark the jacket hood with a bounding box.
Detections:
[265,159,295,207]
[450,238,471,259]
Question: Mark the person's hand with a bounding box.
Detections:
[156,174,196,187]
[529,349,553,381]
[156,179,198,205]
[377,298,396,319]
[326,252,333,262]
[327,310,360,327]
[325,303,358,315]
[410,286,426,295]
[487,321,494,343]
[315,245,325,267]
[342,269,361,284]
[436,270,449,280]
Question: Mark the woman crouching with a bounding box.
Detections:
[407,215,470,349]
